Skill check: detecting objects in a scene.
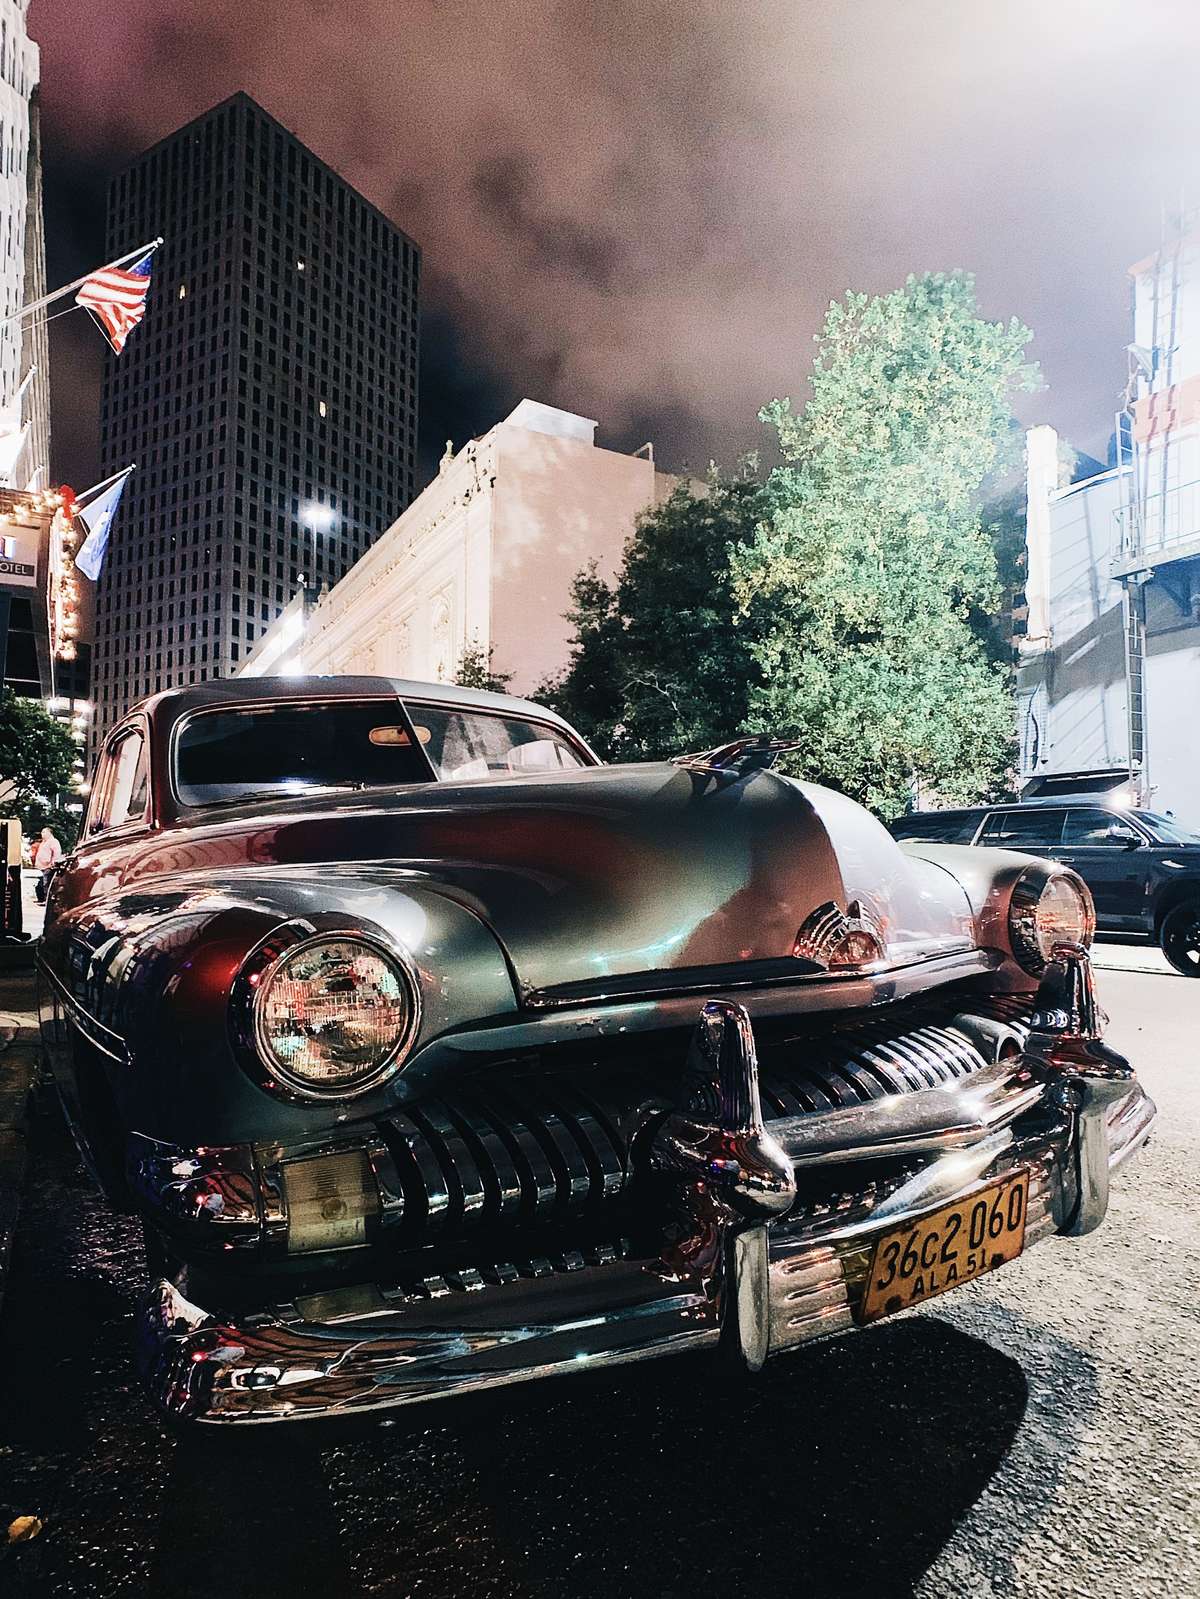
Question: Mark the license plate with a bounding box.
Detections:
[860,1172,1029,1324]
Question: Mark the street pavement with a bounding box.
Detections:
[0,957,1196,1598]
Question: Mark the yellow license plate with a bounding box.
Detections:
[860,1172,1029,1324]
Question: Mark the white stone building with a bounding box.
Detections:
[239,400,679,694]
[1019,210,1200,822]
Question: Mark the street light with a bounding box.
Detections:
[300,501,335,587]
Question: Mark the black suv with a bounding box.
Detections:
[890,799,1200,977]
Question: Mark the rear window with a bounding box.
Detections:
[978,808,1068,851]
[890,812,980,844]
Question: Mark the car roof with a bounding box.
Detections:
[904,796,1129,818]
[110,675,596,830]
[131,674,577,731]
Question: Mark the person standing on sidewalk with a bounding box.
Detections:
[32,828,62,905]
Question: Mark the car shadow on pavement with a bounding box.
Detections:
[2,1098,1034,1599]
[310,1318,1031,1599]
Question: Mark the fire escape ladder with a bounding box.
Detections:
[1122,583,1147,780]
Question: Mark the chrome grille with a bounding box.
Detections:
[374,992,1034,1242]
[376,1077,633,1240]
[758,1018,988,1112]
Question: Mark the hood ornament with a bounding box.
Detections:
[793,899,886,972]
[672,736,802,781]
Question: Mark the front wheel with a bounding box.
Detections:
[1160,901,1200,977]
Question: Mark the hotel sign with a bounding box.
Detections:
[0,527,38,588]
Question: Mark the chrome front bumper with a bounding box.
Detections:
[139,951,1157,1425]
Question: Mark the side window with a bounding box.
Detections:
[92,731,150,833]
[978,809,1067,851]
[1064,809,1141,846]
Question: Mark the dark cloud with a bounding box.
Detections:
[29,0,1200,496]
[471,152,622,291]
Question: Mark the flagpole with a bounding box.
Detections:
[76,464,137,507]
[0,238,164,328]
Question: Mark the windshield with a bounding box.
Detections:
[175,698,591,807]
[1138,811,1200,844]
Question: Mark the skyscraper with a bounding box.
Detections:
[91,92,419,745]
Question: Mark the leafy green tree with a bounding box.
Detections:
[0,689,77,840]
[976,488,1026,668]
[454,641,513,694]
[539,474,769,760]
[732,273,1036,816]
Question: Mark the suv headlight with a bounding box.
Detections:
[240,931,420,1098]
[1008,866,1096,974]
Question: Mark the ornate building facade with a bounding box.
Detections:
[239,400,678,694]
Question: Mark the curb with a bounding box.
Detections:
[0,1046,36,1326]
[0,978,38,1327]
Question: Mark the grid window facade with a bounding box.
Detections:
[91,92,420,749]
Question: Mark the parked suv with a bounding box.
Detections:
[891,799,1200,977]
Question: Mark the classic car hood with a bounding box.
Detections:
[132,763,974,1000]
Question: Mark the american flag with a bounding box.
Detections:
[75,251,155,354]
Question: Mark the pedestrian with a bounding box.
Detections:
[33,826,62,904]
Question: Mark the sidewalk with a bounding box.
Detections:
[0,958,38,1326]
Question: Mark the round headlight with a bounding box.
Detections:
[252,934,419,1096]
[1008,867,1096,974]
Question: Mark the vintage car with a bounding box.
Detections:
[38,676,1156,1425]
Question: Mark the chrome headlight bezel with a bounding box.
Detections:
[231,921,421,1102]
[1007,863,1096,975]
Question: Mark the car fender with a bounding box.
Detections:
[38,868,520,1148]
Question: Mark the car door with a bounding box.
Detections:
[1056,808,1151,930]
[976,806,1070,861]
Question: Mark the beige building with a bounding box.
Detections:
[239,400,678,693]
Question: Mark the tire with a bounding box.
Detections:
[1160,901,1200,977]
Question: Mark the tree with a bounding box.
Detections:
[454,641,513,694]
[731,273,1036,816]
[539,473,770,761]
[976,487,1026,668]
[0,689,77,839]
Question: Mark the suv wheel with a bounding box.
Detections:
[1160,901,1200,977]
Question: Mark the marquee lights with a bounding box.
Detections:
[49,485,81,662]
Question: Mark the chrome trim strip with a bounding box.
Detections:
[518,945,987,1012]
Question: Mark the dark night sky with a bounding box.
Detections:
[28,0,1200,496]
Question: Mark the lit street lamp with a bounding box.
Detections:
[300,501,334,587]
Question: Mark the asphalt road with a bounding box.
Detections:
[1,960,1196,1599]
